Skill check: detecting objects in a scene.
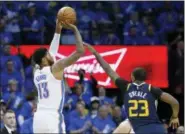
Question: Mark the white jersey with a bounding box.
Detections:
[33,66,65,113]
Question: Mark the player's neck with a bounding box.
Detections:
[40,64,49,69]
[133,81,145,85]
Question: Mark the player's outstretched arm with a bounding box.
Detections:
[84,43,120,83]
[84,43,128,91]
[49,19,62,59]
[52,22,84,74]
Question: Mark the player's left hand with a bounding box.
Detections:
[61,21,76,31]
[169,117,180,129]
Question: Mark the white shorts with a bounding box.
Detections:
[33,111,66,133]
[120,119,135,134]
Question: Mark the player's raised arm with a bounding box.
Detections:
[84,43,128,89]
[151,87,180,129]
[48,19,62,59]
[52,22,85,74]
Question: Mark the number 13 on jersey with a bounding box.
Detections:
[38,82,49,99]
[129,100,149,117]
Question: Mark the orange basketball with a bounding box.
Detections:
[57,6,76,24]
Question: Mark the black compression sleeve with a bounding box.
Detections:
[150,86,163,99]
[115,78,129,105]
[115,78,129,91]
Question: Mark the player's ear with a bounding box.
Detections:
[42,57,47,65]
[131,74,135,82]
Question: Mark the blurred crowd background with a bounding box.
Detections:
[0,1,184,134]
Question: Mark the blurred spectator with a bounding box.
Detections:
[44,2,58,44]
[141,25,160,45]
[111,3,124,23]
[21,2,44,44]
[0,59,23,91]
[140,16,150,35]
[68,101,91,133]
[61,34,75,44]
[0,108,5,130]
[158,13,178,37]
[24,65,34,95]
[65,100,89,132]
[169,40,184,91]
[0,2,7,17]
[2,79,25,115]
[34,1,49,15]
[19,98,36,134]
[119,2,138,15]
[0,8,13,45]
[0,45,24,77]
[65,83,90,110]
[98,86,114,106]
[2,110,17,134]
[100,26,120,45]
[89,97,100,119]
[172,1,184,12]
[0,99,7,112]
[92,105,116,133]
[81,29,92,44]
[77,2,96,30]
[176,126,184,134]
[110,3,124,41]
[4,2,21,45]
[124,26,141,45]
[158,2,178,37]
[0,27,13,45]
[6,78,21,93]
[94,2,109,22]
[91,28,101,45]
[141,1,163,13]
[76,69,93,98]
[0,1,183,45]
[112,106,127,126]
[174,41,184,87]
[123,11,143,36]
[20,116,33,134]
[18,98,37,126]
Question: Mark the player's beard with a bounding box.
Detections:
[48,59,54,66]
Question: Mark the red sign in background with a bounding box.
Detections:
[11,45,168,88]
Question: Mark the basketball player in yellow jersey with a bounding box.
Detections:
[32,20,84,133]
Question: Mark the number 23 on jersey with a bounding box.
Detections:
[129,100,149,117]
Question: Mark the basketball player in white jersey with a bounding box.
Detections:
[32,20,84,133]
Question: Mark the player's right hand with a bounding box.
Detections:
[61,21,76,31]
[169,117,180,129]
[83,42,97,54]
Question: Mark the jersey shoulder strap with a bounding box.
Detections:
[41,66,52,75]
[148,84,151,92]
[126,83,131,91]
